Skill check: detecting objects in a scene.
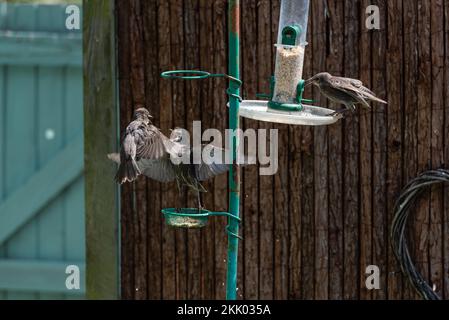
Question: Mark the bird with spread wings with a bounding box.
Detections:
[108,108,231,212]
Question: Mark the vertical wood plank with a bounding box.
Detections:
[0,64,6,300]
[359,0,373,301]
[386,0,404,300]
[343,0,360,300]
[300,130,314,300]
[0,66,3,202]
[299,6,315,296]
[212,0,228,300]
[4,47,38,300]
[0,63,4,301]
[0,64,5,296]
[198,0,216,300]
[311,0,328,300]
[415,0,432,298]
[270,0,289,301]
[286,0,305,300]
[444,0,449,300]
[403,0,420,299]
[129,0,149,300]
[241,0,259,300]
[84,0,119,299]
[257,0,274,300]
[371,0,388,300]
[170,0,188,300]
[326,0,344,300]
[35,8,68,299]
[141,0,163,300]
[36,65,65,300]
[64,67,85,298]
[4,12,39,302]
[287,132,302,298]
[429,0,445,298]
[155,0,176,300]
[184,0,202,300]
[116,0,135,299]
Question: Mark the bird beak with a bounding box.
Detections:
[304,78,314,87]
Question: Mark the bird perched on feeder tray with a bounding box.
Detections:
[304,72,387,116]
[108,107,230,212]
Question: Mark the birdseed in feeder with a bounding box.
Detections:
[167,216,207,229]
[272,45,305,104]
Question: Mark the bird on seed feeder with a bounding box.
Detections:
[304,72,387,116]
[108,107,230,211]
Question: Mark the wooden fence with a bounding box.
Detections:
[116,0,449,299]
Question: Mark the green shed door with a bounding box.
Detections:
[0,4,85,299]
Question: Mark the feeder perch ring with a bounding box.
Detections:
[161,70,242,86]
[161,70,243,102]
[161,70,211,80]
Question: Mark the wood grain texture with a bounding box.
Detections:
[311,0,329,300]
[359,0,373,301]
[429,0,445,298]
[241,0,259,300]
[198,0,216,300]
[343,0,360,300]
[257,0,274,300]
[386,0,404,300]
[444,0,449,300]
[212,0,228,300]
[403,0,421,300]
[115,0,449,300]
[326,0,344,300]
[415,0,432,297]
[84,0,119,299]
[371,0,388,300]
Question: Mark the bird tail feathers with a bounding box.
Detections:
[363,92,388,105]
[115,157,141,184]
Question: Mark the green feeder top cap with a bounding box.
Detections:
[281,25,302,46]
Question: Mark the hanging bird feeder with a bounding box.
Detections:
[159,0,340,301]
[240,0,339,126]
[160,0,242,301]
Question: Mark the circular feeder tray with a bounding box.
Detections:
[239,100,340,126]
[162,208,210,229]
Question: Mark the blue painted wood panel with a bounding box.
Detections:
[0,4,84,300]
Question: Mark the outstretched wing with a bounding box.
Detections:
[122,122,184,161]
[133,124,171,159]
[195,145,230,182]
[138,158,177,183]
[108,152,176,183]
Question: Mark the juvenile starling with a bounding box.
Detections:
[304,72,387,116]
[113,108,181,184]
[109,108,229,211]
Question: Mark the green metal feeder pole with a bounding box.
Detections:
[226,0,241,300]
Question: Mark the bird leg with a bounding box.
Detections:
[175,181,183,213]
[197,190,203,213]
[328,108,350,117]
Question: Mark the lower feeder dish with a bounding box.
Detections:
[162,208,210,229]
